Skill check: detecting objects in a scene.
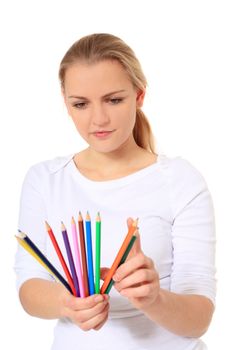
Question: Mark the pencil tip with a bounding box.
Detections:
[45,221,50,229]
[17,231,26,239]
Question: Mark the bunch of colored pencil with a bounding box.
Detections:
[15,213,138,297]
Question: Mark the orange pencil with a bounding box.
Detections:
[100,218,138,294]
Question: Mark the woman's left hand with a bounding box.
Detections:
[112,218,160,311]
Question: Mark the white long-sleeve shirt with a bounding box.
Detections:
[14,153,216,350]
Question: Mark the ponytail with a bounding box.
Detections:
[133,109,155,154]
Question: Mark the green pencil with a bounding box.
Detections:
[95,212,101,293]
[105,234,137,294]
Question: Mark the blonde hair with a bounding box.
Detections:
[59,33,156,153]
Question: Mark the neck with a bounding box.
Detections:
[86,136,141,168]
[74,135,157,181]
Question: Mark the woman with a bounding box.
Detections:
[15,33,216,350]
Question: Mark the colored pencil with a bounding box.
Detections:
[105,234,137,294]
[85,212,95,295]
[16,235,55,277]
[78,212,89,297]
[16,231,73,294]
[61,222,80,297]
[100,218,138,294]
[45,221,77,296]
[95,212,101,293]
[71,217,85,297]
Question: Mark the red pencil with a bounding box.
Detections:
[78,212,89,297]
[45,221,77,296]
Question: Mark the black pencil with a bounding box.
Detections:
[17,230,73,294]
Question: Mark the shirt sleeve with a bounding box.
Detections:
[168,158,216,306]
[14,165,54,293]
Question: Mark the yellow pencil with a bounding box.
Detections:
[16,236,59,281]
[15,232,73,293]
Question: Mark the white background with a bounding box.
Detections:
[0,1,232,349]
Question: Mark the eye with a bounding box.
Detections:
[109,98,123,105]
[73,102,87,109]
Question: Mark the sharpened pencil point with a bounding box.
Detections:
[45,221,51,230]
[61,221,66,231]
[17,231,26,239]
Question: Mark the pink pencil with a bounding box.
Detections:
[71,217,85,297]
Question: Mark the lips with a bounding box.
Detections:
[92,130,115,138]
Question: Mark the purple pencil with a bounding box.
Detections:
[71,217,85,297]
[61,222,80,297]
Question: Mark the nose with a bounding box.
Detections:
[91,103,110,127]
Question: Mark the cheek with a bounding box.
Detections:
[120,104,137,131]
[70,115,89,137]
[115,101,136,125]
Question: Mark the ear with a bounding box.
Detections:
[136,89,146,108]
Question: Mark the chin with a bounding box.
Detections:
[89,134,132,154]
[90,142,123,154]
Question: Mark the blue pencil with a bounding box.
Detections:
[85,212,95,295]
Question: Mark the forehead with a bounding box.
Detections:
[63,60,133,95]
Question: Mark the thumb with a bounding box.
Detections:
[129,229,142,257]
[127,217,134,229]
[126,217,142,256]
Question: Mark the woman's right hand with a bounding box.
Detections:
[61,291,110,331]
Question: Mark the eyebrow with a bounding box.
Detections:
[68,89,126,99]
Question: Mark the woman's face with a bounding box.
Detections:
[63,60,145,153]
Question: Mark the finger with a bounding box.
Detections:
[120,281,158,298]
[114,269,155,291]
[93,311,109,330]
[66,298,108,325]
[74,299,109,324]
[79,302,110,331]
[127,231,141,258]
[65,294,105,311]
[113,254,154,282]
[127,217,134,228]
